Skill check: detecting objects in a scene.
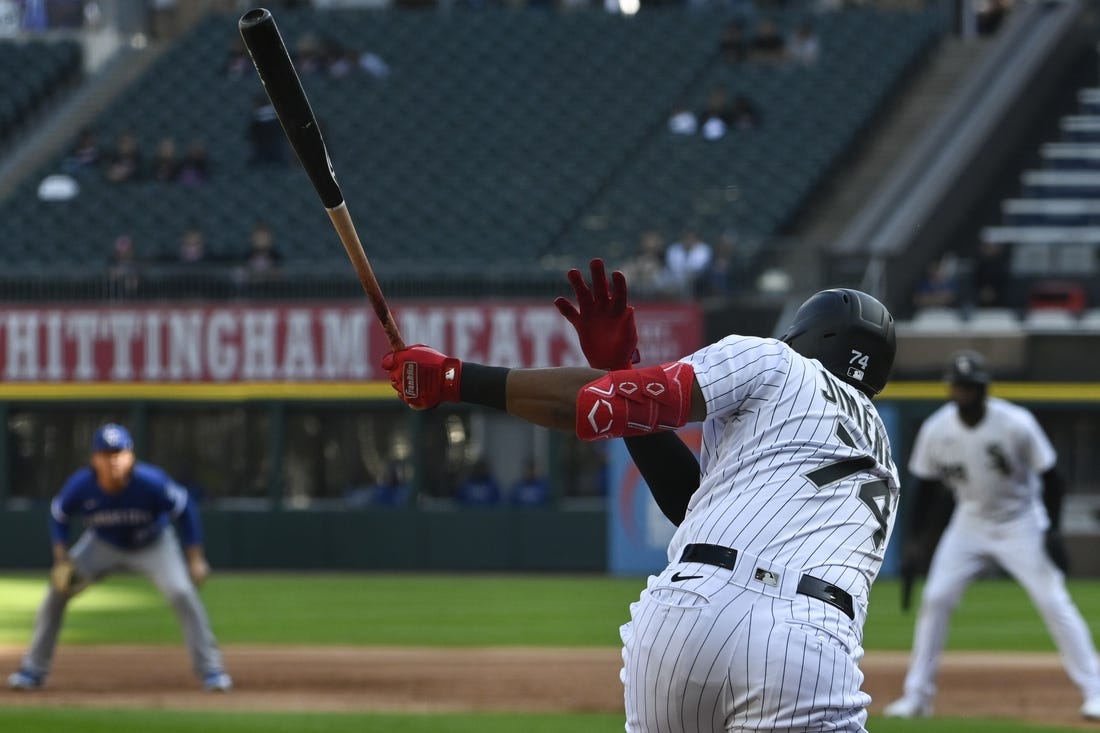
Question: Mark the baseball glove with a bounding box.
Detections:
[50,559,81,594]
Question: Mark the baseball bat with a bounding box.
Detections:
[238,7,405,352]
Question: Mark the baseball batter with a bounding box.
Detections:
[7,423,231,692]
[383,262,900,732]
[884,350,1100,719]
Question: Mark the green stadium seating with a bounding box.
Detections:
[0,5,942,290]
[0,37,80,139]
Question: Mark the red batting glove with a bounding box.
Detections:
[554,258,640,371]
[381,345,462,410]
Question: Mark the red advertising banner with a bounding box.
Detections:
[0,301,703,383]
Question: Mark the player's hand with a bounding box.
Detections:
[554,258,640,371]
[382,345,462,410]
[49,559,80,594]
[188,554,210,588]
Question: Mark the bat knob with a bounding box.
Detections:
[239,7,272,31]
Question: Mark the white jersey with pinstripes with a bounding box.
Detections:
[618,335,901,732]
[908,396,1056,523]
[673,334,900,598]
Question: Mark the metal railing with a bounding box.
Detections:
[0,262,586,302]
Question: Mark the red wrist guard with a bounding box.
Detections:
[576,361,693,441]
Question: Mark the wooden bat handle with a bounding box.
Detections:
[327,203,405,352]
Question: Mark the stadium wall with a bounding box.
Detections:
[1,381,1099,574]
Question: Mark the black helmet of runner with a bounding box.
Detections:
[780,288,896,396]
[944,349,990,386]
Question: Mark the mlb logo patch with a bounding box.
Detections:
[754,568,780,587]
[847,366,865,381]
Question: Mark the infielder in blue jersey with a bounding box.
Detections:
[7,423,231,692]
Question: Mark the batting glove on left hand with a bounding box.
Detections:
[555,258,640,371]
[382,345,462,410]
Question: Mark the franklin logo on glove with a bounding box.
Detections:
[402,362,419,399]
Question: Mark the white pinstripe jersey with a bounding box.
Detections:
[671,335,900,597]
[909,396,1056,524]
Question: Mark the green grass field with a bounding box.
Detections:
[2,573,1099,732]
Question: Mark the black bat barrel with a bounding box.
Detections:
[239,8,344,209]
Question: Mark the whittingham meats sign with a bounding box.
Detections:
[0,302,702,383]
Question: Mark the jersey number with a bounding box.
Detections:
[807,454,894,551]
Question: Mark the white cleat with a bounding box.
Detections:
[7,669,44,690]
[201,671,233,692]
[1081,695,1100,720]
[883,696,933,718]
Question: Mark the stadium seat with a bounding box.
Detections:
[0,5,944,286]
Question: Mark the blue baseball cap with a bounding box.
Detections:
[91,423,133,452]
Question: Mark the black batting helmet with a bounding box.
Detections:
[780,288,896,396]
[944,349,990,385]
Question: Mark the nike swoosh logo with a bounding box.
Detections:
[671,572,703,582]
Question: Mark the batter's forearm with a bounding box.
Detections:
[51,542,69,563]
[504,367,603,432]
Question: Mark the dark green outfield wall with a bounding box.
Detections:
[0,508,607,572]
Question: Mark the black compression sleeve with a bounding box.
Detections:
[459,363,509,411]
[1042,468,1064,532]
[624,432,700,526]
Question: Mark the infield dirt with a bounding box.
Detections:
[0,646,1096,728]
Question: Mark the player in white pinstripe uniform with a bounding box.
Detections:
[884,349,1100,720]
[383,260,900,732]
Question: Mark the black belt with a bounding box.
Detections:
[680,543,855,620]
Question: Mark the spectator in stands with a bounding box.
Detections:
[620,228,673,297]
[103,131,143,183]
[248,94,288,167]
[345,462,410,508]
[729,94,760,131]
[326,41,358,78]
[293,32,327,75]
[668,103,698,136]
[698,229,745,297]
[749,18,786,64]
[665,226,713,298]
[150,136,180,183]
[240,221,283,282]
[699,86,734,140]
[719,19,749,65]
[149,0,180,41]
[509,459,550,508]
[20,0,47,30]
[107,235,141,296]
[173,226,210,267]
[456,458,502,507]
[971,234,1011,308]
[62,128,100,174]
[912,252,961,310]
[785,21,820,66]
[976,0,1012,35]
[225,36,251,78]
[177,140,210,186]
[358,49,391,80]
